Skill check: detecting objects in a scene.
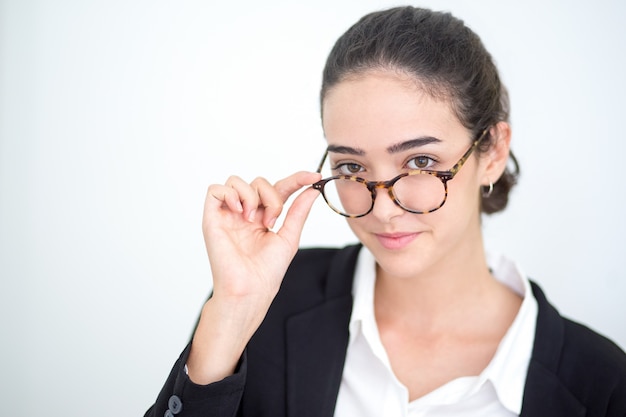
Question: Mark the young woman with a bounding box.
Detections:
[146,6,626,417]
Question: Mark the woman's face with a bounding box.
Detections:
[321,70,491,280]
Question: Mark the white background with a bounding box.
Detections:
[1,0,625,415]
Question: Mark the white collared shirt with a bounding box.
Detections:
[334,247,538,417]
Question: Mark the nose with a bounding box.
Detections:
[370,186,404,222]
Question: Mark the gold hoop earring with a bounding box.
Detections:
[482,181,494,198]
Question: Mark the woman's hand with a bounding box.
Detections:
[203,171,321,303]
[187,171,321,385]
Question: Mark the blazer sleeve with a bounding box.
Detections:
[144,343,246,417]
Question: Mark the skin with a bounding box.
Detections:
[187,171,321,384]
[323,70,521,399]
[188,69,522,401]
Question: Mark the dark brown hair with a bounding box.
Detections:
[320,6,518,214]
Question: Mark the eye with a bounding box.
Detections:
[407,155,436,170]
[332,162,364,175]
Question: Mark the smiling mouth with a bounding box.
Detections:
[374,232,420,250]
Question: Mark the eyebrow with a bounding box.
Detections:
[386,136,441,153]
[326,145,365,155]
[326,136,441,155]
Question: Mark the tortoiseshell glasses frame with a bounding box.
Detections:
[312,128,489,218]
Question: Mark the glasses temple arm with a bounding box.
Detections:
[449,128,489,175]
[315,149,328,173]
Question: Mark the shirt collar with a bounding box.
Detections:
[348,246,377,345]
[481,252,538,414]
[348,247,538,414]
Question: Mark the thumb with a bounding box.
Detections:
[276,187,320,248]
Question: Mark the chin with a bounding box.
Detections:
[377,258,428,281]
[367,242,436,280]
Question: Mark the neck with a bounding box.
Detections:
[374,234,496,330]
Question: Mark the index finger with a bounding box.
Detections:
[273,171,322,203]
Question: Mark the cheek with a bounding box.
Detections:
[345,216,381,244]
[434,182,482,238]
[447,180,480,207]
[445,166,483,211]
[345,217,365,236]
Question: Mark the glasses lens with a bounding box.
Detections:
[392,173,446,213]
[322,178,373,217]
[322,173,446,216]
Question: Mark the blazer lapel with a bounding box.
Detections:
[285,296,353,417]
[520,283,586,417]
[285,244,360,417]
[521,361,586,417]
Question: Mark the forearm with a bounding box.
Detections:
[187,295,271,385]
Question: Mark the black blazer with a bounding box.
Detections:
[146,244,626,417]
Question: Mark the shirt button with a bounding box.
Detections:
[168,395,183,414]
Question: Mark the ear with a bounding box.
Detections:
[480,121,511,186]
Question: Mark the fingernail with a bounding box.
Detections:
[247,209,256,222]
[267,217,277,229]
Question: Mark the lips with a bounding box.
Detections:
[374,232,420,250]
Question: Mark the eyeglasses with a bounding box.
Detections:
[312,128,489,218]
